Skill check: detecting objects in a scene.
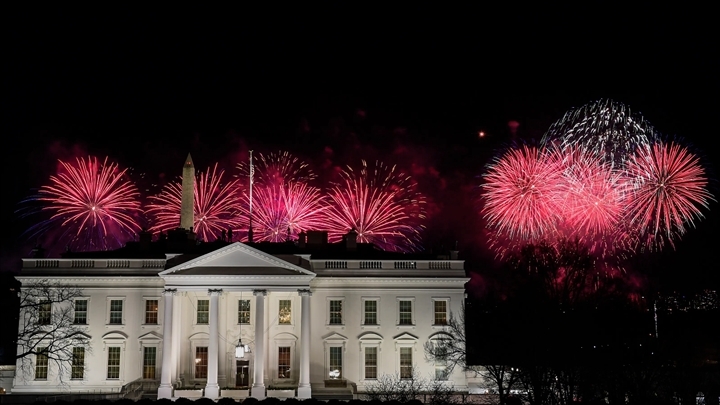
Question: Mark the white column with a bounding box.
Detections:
[172,293,181,386]
[205,289,222,399]
[298,289,312,398]
[251,289,267,399]
[158,288,176,399]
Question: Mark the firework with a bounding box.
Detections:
[541,99,658,169]
[236,150,316,186]
[554,146,629,253]
[22,156,142,251]
[324,160,426,253]
[481,145,565,243]
[623,141,714,250]
[241,182,329,242]
[146,164,243,241]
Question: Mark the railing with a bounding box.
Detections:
[325,261,348,269]
[108,260,130,268]
[394,261,417,269]
[120,377,146,400]
[429,261,451,270]
[359,261,382,269]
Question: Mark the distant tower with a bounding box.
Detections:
[180,153,195,230]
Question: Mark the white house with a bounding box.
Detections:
[12,233,469,400]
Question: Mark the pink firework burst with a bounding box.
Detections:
[26,156,142,251]
[623,141,714,250]
[243,182,329,242]
[481,145,565,243]
[236,150,316,186]
[146,164,243,241]
[324,160,426,252]
[555,146,629,254]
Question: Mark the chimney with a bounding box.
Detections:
[298,231,307,248]
[344,228,358,251]
[139,229,152,251]
[450,241,459,260]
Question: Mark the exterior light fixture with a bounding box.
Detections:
[235,337,250,359]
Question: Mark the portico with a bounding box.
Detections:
[156,243,315,400]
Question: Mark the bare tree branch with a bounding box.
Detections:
[16,279,91,384]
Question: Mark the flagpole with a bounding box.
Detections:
[248,150,254,243]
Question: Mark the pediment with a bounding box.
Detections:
[393,332,418,342]
[323,332,348,342]
[102,331,128,340]
[139,331,163,341]
[160,242,315,277]
[358,332,383,342]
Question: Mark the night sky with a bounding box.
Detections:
[3,7,718,292]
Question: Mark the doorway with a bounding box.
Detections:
[236,360,249,388]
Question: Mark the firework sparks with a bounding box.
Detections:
[481,145,565,243]
[541,99,658,169]
[146,164,243,241]
[324,160,426,252]
[554,146,628,253]
[623,141,714,250]
[236,150,317,186]
[241,182,329,242]
[22,156,142,251]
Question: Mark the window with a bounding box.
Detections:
[109,300,123,325]
[329,300,343,325]
[364,347,377,379]
[400,347,413,379]
[434,343,448,380]
[278,300,291,324]
[238,300,250,324]
[145,300,158,324]
[434,300,448,325]
[35,347,48,380]
[197,300,209,324]
[74,300,88,324]
[278,346,291,378]
[361,297,380,326]
[107,347,121,379]
[38,302,51,325]
[329,346,343,379]
[71,347,85,379]
[143,347,156,379]
[195,347,208,378]
[398,300,413,325]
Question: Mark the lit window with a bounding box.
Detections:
[109,300,123,325]
[279,300,291,324]
[71,347,85,379]
[145,300,158,324]
[74,300,88,325]
[238,300,250,324]
[329,347,343,379]
[329,300,343,325]
[399,300,413,325]
[195,347,208,378]
[197,300,209,324]
[143,347,156,379]
[364,347,377,379]
[400,347,413,379]
[278,346,291,378]
[38,302,51,325]
[35,347,48,380]
[107,347,121,379]
[434,300,447,325]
